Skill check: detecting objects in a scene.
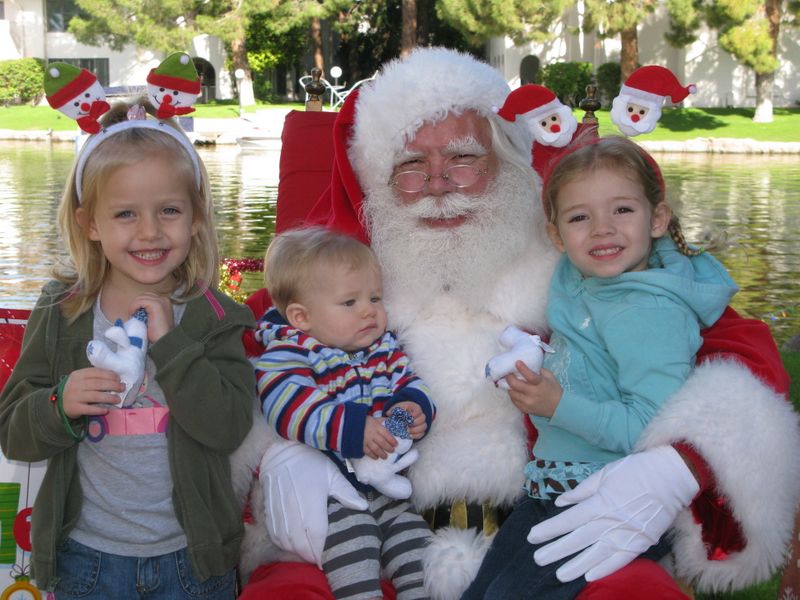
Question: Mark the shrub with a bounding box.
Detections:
[0,58,45,106]
[596,62,622,108]
[538,61,593,107]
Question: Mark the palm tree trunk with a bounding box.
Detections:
[753,0,781,123]
[231,37,255,108]
[620,27,638,80]
[401,0,417,57]
[310,17,324,72]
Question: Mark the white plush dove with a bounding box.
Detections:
[86,308,148,407]
[485,326,554,389]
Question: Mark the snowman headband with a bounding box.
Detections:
[44,52,203,203]
[75,116,202,203]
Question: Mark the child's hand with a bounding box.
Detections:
[131,293,173,343]
[363,415,397,460]
[390,402,426,440]
[505,362,562,418]
[61,368,123,418]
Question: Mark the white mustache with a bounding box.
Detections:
[406,191,490,220]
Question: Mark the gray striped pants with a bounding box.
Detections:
[322,494,431,600]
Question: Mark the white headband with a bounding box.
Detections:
[75,119,202,202]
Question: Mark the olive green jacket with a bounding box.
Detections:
[0,281,255,591]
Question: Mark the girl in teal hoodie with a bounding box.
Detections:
[462,135,738,600]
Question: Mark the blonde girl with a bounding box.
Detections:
[0,99,254,599]
[463,135,738,600]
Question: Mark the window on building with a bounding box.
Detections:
[48,58,110,88]
[47,0,83,32]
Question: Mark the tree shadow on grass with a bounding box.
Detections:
[658,109,728,132]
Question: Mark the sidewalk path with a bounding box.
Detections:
[640,138,800,154]
[1,109,798,153]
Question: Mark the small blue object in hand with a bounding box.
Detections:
[385,407,414,439]
[133,307,148,323]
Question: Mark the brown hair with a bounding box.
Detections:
[542,135,699,256]
[264,226,380,316]
[53,98,218,320]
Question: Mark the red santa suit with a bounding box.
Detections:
[236,47,798,600]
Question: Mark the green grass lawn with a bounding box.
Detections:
[584,107,800,142]
[0,99,305,131]
[1,102,798,140]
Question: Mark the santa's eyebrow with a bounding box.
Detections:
[392,136,487,168]
[444,136,486,156]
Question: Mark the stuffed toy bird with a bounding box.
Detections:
[350,408,419,499]
[86,308,148,407]
[485,326,554,389]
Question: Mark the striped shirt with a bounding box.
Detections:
[255,308,435,483]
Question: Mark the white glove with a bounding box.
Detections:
[351,437,418,499]
[527,445,699,582]
[260,439,368,567]
[485,326,553,390]
[86,309,148,406]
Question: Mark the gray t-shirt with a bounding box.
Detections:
[70,301,188,557]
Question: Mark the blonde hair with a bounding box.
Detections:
[54,99,218,320]
[265,227,379,316]
[542,135,700,257]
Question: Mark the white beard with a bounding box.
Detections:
[363,162,542,325]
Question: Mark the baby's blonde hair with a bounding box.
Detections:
[54,98,218,320]
[265,227,379,316]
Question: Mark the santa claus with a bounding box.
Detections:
[610,65,697,136]
[235,47,799,600]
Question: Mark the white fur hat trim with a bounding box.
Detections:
[349,47,533,196]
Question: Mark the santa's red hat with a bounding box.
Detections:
[305,89,369,243]
[619,65,697,108]
[306,47,536,244]
[496,84,562,122]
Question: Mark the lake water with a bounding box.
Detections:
[1,141,798,347]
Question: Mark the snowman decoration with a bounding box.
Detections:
[45,63,110,134]
[495,84,578,148]
[146,52,201,119]
[611,65,697,136]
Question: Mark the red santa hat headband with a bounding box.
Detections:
[540,133,666,222]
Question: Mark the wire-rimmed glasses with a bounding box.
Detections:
[389,160,489,194]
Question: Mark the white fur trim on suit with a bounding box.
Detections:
[350,47,533,197]
[636,358,800,592]
[423,527,495,600]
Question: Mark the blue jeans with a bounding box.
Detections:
[460,497,671,600]
[54,537,237,599]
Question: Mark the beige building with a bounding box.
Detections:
[0,0,234,101]
[2,1,797,108]
[488,3,799,108]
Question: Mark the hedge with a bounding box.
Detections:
[0,58,45,106]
